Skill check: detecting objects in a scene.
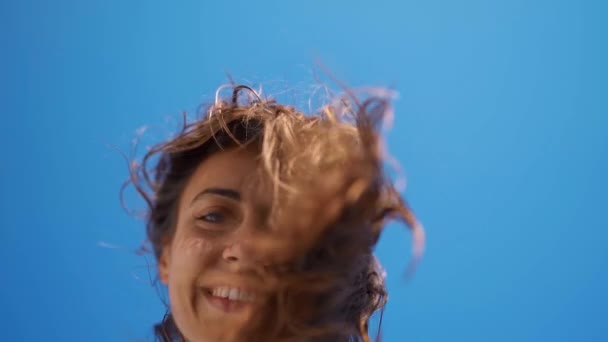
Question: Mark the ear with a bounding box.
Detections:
[158,241,172,285]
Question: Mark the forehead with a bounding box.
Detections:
[180,147,269,203]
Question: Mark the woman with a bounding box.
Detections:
[128,84,424,341]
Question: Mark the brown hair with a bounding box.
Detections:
[126,84,424,341]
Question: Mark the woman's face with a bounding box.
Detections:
[158,147,271,342]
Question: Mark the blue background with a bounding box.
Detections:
[1,0,606,341]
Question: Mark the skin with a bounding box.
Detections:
[158,146,272,342]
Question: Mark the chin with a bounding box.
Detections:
[171,291,256,342]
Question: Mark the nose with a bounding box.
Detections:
[222,239,256,267]
[221,212,268,270]
[222,242,241,262]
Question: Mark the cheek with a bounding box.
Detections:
[171,236,214,270]
[168,237,231,341]
[184,236,212,256]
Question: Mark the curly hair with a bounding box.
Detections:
[126,84,424,341]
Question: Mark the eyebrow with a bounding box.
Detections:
[190,187,241,205]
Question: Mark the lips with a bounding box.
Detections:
[202,287,256,313]
[211,286,256,302]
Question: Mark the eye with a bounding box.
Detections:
[196,211,225,224]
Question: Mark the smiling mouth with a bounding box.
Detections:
[202,287,257,313]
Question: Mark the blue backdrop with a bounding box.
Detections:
[2,0,606,341]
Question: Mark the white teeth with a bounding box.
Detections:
[228,288,238,300]
[210,287,256,302]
